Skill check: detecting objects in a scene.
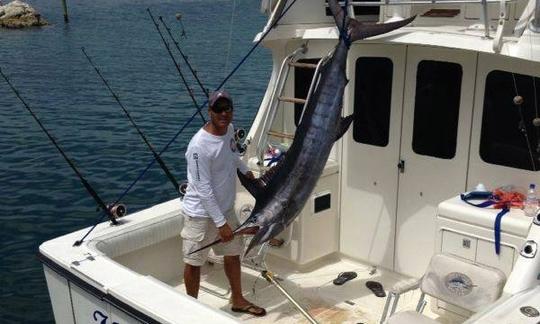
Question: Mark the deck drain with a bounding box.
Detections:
[344,300,355,305]
[521,306,540,317]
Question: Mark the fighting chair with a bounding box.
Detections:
[380,253,506,324]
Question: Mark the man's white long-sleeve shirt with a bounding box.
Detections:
[182,124,249,227]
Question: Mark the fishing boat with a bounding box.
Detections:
[37,0,540,323]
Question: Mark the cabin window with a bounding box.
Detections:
[325,0,380,17]
[412,60,462,159]
[294,58,320,126]
[480,70,540,171]
[353,57,393,147]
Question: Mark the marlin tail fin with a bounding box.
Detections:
[327,0,416,43]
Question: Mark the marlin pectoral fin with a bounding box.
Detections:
[336,114,354,141]
[237,169,265,199]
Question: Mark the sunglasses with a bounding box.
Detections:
[211,104,233,113]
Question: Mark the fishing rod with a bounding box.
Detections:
[0,67,122,228]
[159,16,209,99]
[73,0,301,246]
[147,8,206,124]
[159,15,250,153]
[81,47,181,192]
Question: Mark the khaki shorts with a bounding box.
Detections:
[181,210,244,266]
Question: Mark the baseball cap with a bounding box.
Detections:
[209,90,233,108]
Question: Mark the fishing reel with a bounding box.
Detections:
[234,128,246,142]
[106,203,127,219]
[234,128,248,155]
[178,180,189,199]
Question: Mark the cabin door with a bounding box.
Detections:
[394,46,477,277]
[340,44,406,269]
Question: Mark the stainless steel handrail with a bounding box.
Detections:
[298,52,332,125]
[331,0,513,5]
[256,45,307,164]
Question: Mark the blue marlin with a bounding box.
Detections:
[190,0,415,256]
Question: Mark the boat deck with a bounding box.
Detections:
[169,255,461,324]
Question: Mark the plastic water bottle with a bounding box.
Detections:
[523,184,538,217]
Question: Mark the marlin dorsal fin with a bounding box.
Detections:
[237,170,265,199]
[259,164,280,186]
[237,157,286,199]
[335,114,354,141]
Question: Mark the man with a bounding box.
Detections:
[181,90,266,317]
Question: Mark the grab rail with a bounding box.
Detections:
[331,0,513,5]
[256,45,307,164]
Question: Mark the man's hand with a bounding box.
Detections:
[245,171,255,180]
[218,223,234,242]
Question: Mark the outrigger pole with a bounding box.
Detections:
[0,67,119,227]
[147,9,206,124]
[81,47,181,192]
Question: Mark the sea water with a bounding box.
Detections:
[0,0,270,322]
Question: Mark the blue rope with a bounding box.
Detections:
[339,0,352,48]
[460,192,509,255]
[494,207,510,255]
[75,0,301,245]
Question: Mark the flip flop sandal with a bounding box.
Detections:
[366,280,386,297]
[231,304,267,317]
[333,271,357,285]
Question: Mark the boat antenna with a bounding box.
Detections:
[0,67,120,226]
[175,12,187,38]
[81,47,181,193]
[147,8,206,124]
[158,16,209,99]
[73,0,300,246]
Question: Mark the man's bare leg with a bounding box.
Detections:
[224,255,265,316]
[184,264,201,298]
[223,255,247,306]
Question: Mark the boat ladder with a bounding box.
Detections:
[255,45,330,166]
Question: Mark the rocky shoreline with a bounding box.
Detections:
[0,1,47,28]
